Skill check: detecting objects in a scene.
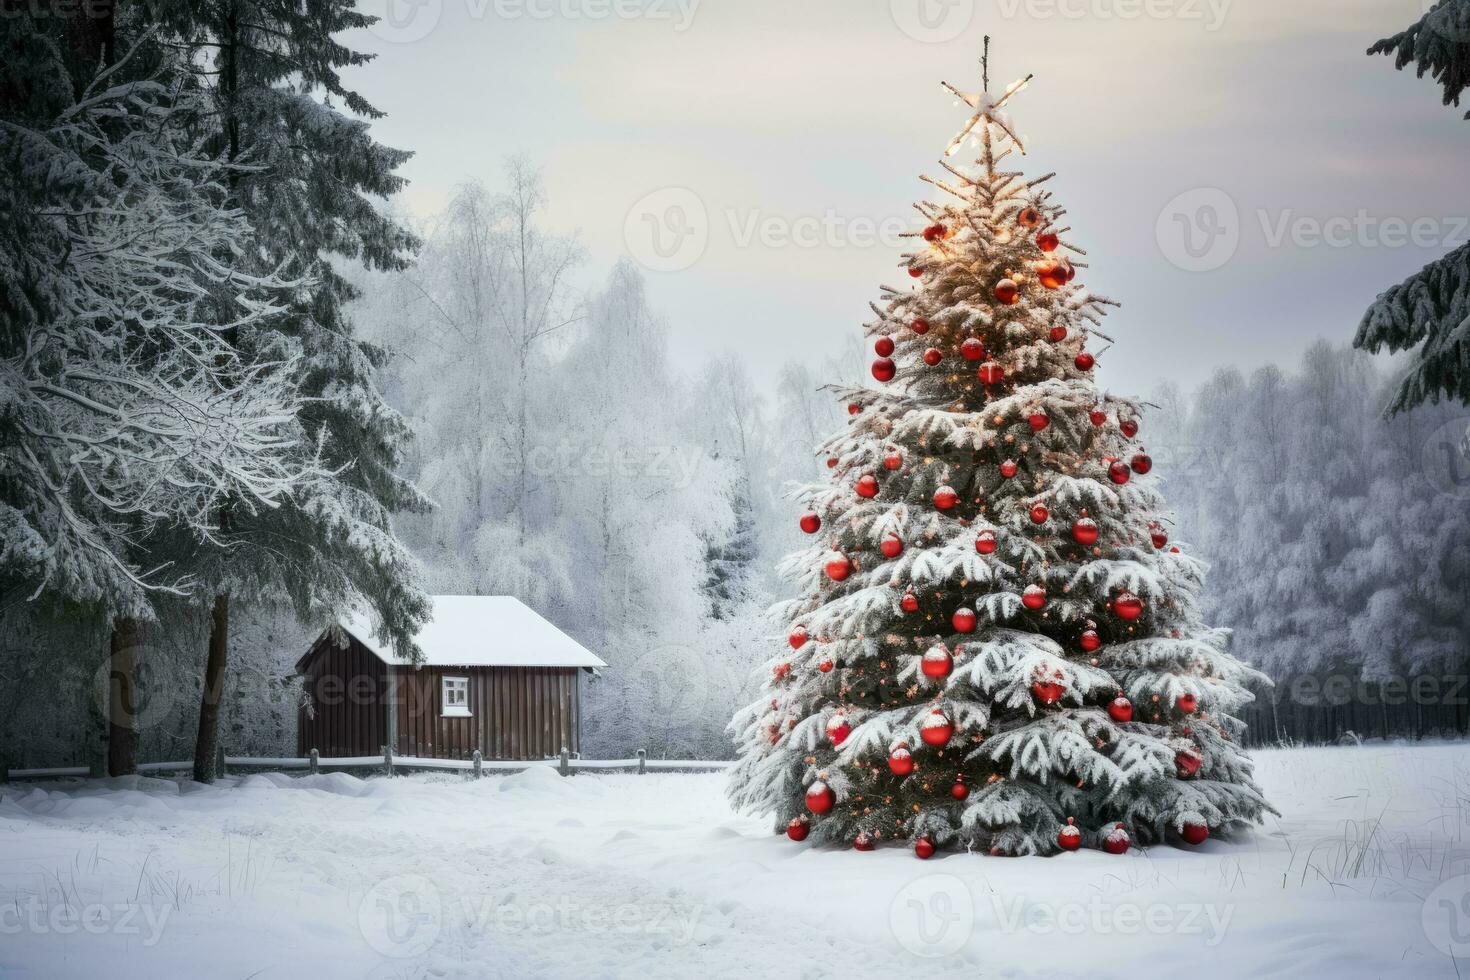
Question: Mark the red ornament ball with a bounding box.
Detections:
[826,457,839,468]
[1075,352,1095,372]
[1108,696,1133,723]
[922,223,947,242]
[911,317,930,335]
[1072,518,1099,546]
[978,363,1006,385]
[908,267,924,279]
[1120,418,1139,438]
[787,816,810,841]
[1058,819,1081,851]
[1080,629,1102,653]
[872,357,896,382]
[1176,749,1202,779]
[853,831,876,851]
[1131,453,1152,475]
[1115,592,1144,621]
[1030,502,1049,524]
[922,347,943,366]
[1180,821,1209,846]
[788,625,808,649]
[933,486,959,510]
[847,403,860,416]
[1089,408,1107,427]
[1108,461,1131,485]
[1033,678,1066,705]
[805,781,834,814]
[1177,692,1199,714]
[950,776,969,801]
[825,552,852,582]
[900,589,920,613]
[799,512,821,534]
[889,744,914,776]
[1037,262,1068,290]
[1022,584,1047,610]
[961,337,986,361]
[975,530,998,555]
[951,607,977,633]
[1103,824,1131,855]
[1000,459,1019,479]
[922,645,954,678]
[825,713,851,747]
[919,709,954,747]
[1037,231,1060,252]
[1049,325,1068,342]
[915,836,936,859]
[818,658,833,673]
[1151,530,1168,549]
[994,279,1020,305]
[884,450,903,471]
[880,533,903,559]
[1028,411,1050,432]
[855,473,879,498]
[874,336,895,357]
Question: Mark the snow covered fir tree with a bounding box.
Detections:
[729,44,1274,857]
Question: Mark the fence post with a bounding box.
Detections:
[309,748,319,775]
[215,742,226,779]
[472,749,482,779]
[383,744,394,778]
[637,749,646,775]
[559,746,570,777]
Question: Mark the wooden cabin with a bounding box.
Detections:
[295,595,606,760]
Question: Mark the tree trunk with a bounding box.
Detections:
[107,617,141,776]
[193,593,230,783]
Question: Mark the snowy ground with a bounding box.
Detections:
[1,743,1468,979]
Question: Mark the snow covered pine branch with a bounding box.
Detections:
[0,57,321,611]
[728,41,1274,858]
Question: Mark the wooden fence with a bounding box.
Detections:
[3,746,734,782]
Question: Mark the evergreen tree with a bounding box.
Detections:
[133,1,431,779]
[1357,0,1470,412]
[729,44,1272,856]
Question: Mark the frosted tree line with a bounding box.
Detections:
[1150,343,1470,745]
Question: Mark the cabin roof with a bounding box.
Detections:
[311,595,607,670]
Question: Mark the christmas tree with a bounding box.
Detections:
[728,41,1273,857]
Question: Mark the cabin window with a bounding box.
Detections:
[442,676,470,717]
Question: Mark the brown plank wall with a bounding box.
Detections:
[297,636,388,757]
[394,665,581,760]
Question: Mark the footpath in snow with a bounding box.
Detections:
[1,742,1468,978]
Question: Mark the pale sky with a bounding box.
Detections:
[348,0,1469,397]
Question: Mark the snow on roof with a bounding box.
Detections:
[334,595,607,669]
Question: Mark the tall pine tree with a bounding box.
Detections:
[135,1,431,780]
[1356,0,1470,412]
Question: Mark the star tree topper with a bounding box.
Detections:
[941,37,1034,158]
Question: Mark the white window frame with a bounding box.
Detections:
[441,676,471,717]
